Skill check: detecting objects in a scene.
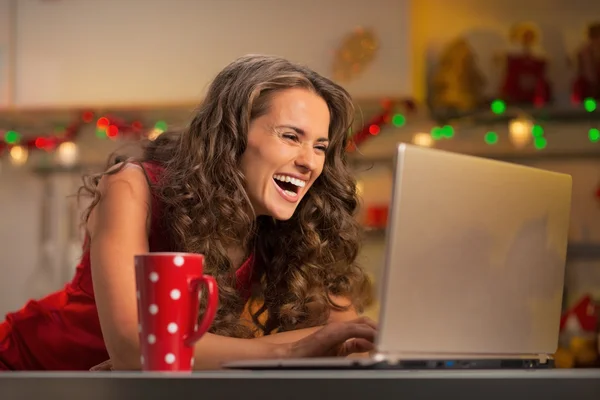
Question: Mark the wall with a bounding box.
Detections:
[0,163,43,315]
[2,0,411,108]
[0,0,11,105]
[0,125,137,317]
[0,0,410,315]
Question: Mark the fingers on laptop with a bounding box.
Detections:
[340,338,376,356]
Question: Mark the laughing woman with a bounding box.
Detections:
[0,54,375,371]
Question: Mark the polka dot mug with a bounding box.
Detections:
[134,252,218,371]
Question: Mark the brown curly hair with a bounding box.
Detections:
[80,54,373,339]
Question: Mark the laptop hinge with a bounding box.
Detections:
[373,351,553,364]
[537,354,550,364]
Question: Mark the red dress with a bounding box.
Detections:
[0,163,254,370]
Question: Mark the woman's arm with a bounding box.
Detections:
[88,166,375,371]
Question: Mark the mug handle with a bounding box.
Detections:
[184,275,218,347]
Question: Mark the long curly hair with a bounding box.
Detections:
[80,54,373,338]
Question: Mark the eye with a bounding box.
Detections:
[282,133,299,141]
[315,145,328,153]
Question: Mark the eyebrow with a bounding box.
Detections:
[276,125,329,143]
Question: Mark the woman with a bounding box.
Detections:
[0,54,375,371]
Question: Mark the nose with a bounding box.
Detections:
[294,145,317,172]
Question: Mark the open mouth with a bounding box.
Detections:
[273,174,306,198]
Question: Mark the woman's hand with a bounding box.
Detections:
[287,316,377,358]
[89,316,377,371]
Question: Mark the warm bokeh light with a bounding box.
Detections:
[56,142,79,167]
[9,146,28,166]
[412,132,434,147]
[509,117,533,149]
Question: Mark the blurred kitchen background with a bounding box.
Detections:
[0,0,599,367]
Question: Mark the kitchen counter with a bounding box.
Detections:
[1,369,599,400]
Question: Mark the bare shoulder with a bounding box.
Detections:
[87,162,153,237]
[98,162,150,193]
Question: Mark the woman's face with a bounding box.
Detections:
[240,88,331,220]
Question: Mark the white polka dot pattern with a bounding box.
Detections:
[173,256,185,267]
[165,353,176,364]
[170,289,181,300]
[136,253,210,371]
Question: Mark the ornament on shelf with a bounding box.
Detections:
[572,22,600,103]
[497,22,552,106]
[332,27,379,82]
[555,295,599,368]
[364,204,389,229]
[430,38,486,113]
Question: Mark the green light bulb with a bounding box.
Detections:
[584,98,597,113]
[392,114,406,127]
[491,99,507,115]
[484,131,498,145]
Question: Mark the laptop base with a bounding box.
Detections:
[224,358,554,371]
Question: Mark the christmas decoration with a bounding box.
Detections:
[508,116,534,149]
[365,204,389,229]
[0,111,168,166]
[572,22,600,103]
[1,99,415,166]
[430,37,486,113]
[346,98,416,151]
[555,295,599,368]
[412,132,434,147]
[332,27,379,82]
[497,22,552,106]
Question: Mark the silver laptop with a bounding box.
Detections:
[224,143,572,370]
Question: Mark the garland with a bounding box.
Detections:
[0,99,416,159]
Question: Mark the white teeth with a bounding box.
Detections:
[283,190,298,197]
[273,174,306,188]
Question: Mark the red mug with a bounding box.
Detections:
[134,252,218,371]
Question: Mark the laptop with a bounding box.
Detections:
[224,143,573,370]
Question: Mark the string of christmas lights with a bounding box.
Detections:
[0,111,170,167]
[0,98,416,166]
[424,97,600,149]
[346,98,416,151]
[0,110,162,154]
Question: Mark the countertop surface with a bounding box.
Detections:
[1,369,599,400]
